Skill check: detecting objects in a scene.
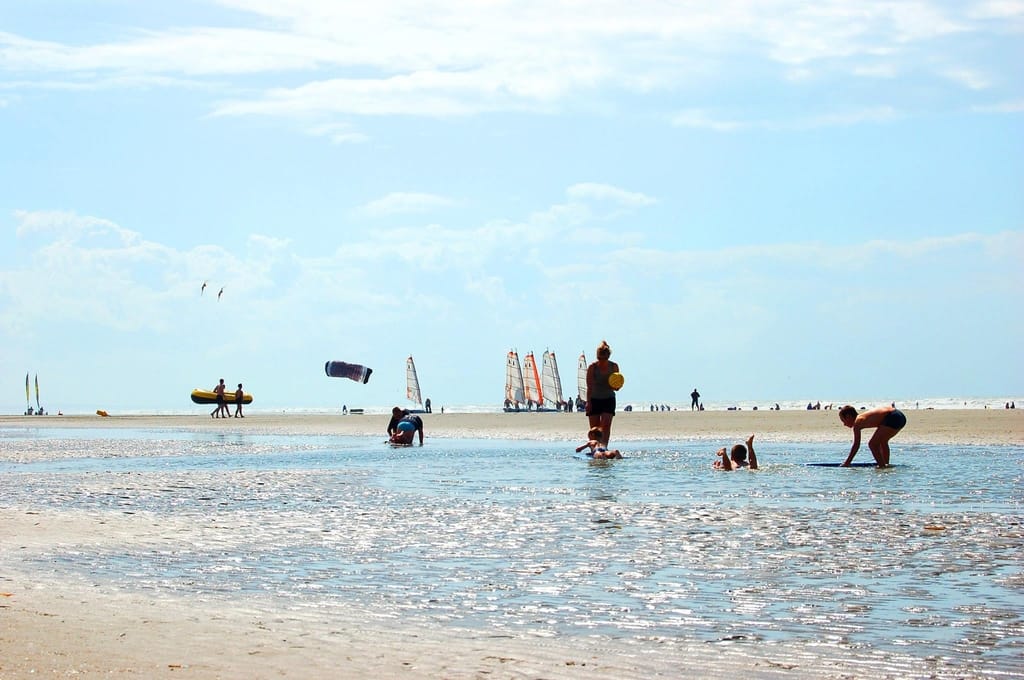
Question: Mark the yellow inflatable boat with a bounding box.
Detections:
[190,389,253,405]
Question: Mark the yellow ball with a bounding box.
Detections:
[608,372,625,390]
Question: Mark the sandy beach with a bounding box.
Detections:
[2,409,1021,679]
[2,406,1022,446]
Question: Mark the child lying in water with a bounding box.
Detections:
[576,427,622,459]
[714,434,758,470]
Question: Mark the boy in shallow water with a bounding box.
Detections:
[576,427,622,459]
[714,434,758,470]
[838,404,906,467]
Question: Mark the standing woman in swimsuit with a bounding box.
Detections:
[586,340,620,446]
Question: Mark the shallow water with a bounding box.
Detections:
[1,428,1022,677]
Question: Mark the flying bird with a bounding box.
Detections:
[201,280,208,295]
[218,287,224,301]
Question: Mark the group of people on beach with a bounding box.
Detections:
[571,340,907,468]
[210,378,245,419]
[383,338,909,468]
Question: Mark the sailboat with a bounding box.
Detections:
[24,372,31,415]
[540,350,564,410]
[405,356,425,411]
[504,350,526,411]
[35,374,42,415]
[577,352,588,403]
[522,352,543,409]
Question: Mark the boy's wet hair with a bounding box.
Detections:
[588,426,604,440]
[838,405,857,420]
[730,444,747,462]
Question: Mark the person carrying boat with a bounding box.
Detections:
[585,340,620,446]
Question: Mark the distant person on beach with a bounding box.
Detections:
[714,434,758,470]
[211,379,228,418]
[576,427,622,459]
[233,384,245,418]
[388,411,424,446]
[691,388,700,411]
[586,340,620,446]
[838,405,906,467]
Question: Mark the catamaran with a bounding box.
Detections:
[540,350,564,410]
[504,350,526,411]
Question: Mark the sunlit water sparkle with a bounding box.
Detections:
[1,428,1021,677]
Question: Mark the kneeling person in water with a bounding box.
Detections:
[714,434,758,470]
[389,413,424,446]
[838,405,905,467]
[576,427,622,459]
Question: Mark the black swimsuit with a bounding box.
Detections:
[882,409,906,431]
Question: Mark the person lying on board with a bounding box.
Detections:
[575,427,622,459]
[838,405,906,467]
[714,434,758,470]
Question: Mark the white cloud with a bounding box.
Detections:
[357,192,458,217]
[566,183,656,207]
[1,1,1016,122]
[671,106,899,132]
[942,67,992,90]
[971,98,1024,113]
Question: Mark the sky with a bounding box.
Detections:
[1,0,1022,414]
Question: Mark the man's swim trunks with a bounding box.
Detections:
[882,409,906,431]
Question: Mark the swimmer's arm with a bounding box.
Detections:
[575,442,589,453]
[747,435,757,470]
[841,427,862,466]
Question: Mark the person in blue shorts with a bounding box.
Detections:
[387,407,424,446]
[575,427,621,459]
[838,405,906,467]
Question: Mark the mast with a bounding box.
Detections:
[405,356,422,405]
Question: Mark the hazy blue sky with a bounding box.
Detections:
[1,1,1021,413]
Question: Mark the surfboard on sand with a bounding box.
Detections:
[806,462,897,468]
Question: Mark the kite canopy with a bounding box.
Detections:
[325,361,373,384]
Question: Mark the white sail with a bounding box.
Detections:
[505,351,526,405]
[522,352,543,407]
[577,352,588,402]
[541,351,564,408]
[406,356,422,405]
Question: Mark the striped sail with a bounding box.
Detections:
[522,352,543,406]
[406,356,422,405]
[541,351,564,408]
[25,372,30,409]
[577,353,588,402]
[35,374,40,410]
[505,351,526,404]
